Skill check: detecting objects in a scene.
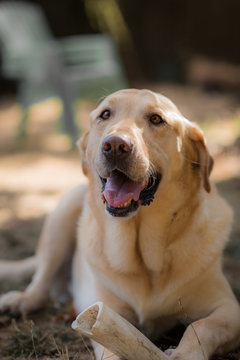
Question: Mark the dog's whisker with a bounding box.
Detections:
[181,155,210,168]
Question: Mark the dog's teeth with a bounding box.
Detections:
[142,179,148,187]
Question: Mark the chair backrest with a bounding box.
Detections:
[60,34,122,78]
[59,33,128,100]
[0,1,128,100]
[0,1,52,78]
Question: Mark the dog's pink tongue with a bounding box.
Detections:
[103,172,143,207]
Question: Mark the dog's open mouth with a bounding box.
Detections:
[100,170,161,217]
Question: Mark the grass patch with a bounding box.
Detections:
[0,304,93,360]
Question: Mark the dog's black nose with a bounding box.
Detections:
[102,134,133,158]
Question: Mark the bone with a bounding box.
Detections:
[72,302,169,360]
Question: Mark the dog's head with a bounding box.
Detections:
[78,89,213,218]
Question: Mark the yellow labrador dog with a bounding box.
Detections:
[0,89,240,360]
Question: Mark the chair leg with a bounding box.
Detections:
[46,50,79,144]
[17,106,29,140]
[16,81,30,140]
[58,81,79,144]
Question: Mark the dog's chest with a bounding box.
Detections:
[80,216,175,321]
[94,261,176,323]
[101,215,171,273]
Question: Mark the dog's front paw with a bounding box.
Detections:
[0,291,42,315]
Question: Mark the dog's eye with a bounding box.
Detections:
[150,114,166,125]
[100,110,111,120]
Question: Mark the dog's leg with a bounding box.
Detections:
[0,185,86,315]
[169,299,240,360]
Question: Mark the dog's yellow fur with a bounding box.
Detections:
[0,89,239,360]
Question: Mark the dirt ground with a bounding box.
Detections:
[0,84,240,359]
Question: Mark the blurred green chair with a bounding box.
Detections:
[59,34,128,101]
[0,1,128,142]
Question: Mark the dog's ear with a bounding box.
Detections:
[186,124,214,193]
[77,130,89,176]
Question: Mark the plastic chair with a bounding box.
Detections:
[0,1,128,141]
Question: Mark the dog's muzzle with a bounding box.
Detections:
[101,134,133,163]
[100,134,161,217]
